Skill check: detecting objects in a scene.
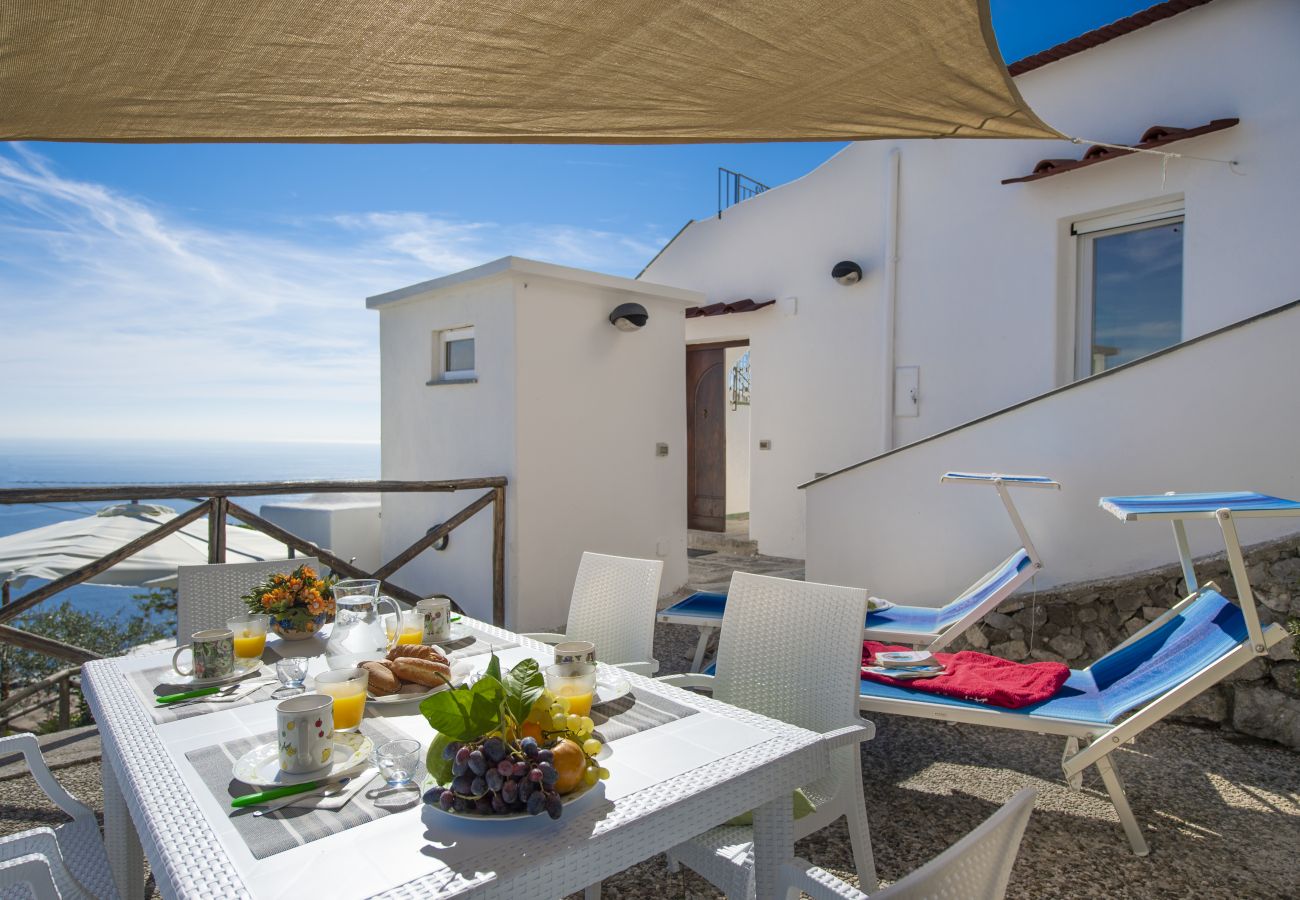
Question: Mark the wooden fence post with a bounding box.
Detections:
[493,486,506,627]
[58,675,70,730]
[209,497,228,563]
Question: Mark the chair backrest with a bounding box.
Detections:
[934,548,1034,632]
[714,572,868,737]
[877,788,1036,899]
[564,552,663,666]
[177,557,318,640]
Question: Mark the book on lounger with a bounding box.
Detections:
[863,664,945,680]
[875,650,937,668]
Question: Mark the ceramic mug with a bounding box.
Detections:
[172,629,235,680]
[553,640,596,667]
[277,693,334,775]
[417,596,452,643]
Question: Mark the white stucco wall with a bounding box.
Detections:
[259,494,382,572]
[805,301,1300,603]
[372,258,697,631]
[724,345,750,516]
[650,0,1300,560]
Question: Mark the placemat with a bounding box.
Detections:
[187,718,411,860]
[432,623,518,660]
[591,689,699,742]
[127,665,277,723]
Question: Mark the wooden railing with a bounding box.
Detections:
[0,667,79,731]
[0,479,508,674]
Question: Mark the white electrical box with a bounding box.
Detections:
[895,366,919,417]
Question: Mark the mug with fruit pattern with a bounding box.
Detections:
[277,694,334,775]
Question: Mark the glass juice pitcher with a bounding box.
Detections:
[325,579,399,659]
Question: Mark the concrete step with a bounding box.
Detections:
[688,528,758,556]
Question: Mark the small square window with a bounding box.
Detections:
[433,326,475,382]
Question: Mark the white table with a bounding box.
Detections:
[82,618,827,899]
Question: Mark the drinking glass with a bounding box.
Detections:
[373,739,422,787]
[227,614,269,662]
[544,662,598,717]
[389,608,424,646]
[313,667,369,731]
[274,657,309,697]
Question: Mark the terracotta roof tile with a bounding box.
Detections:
[684,298,776,319]
[1007,0,1215,77]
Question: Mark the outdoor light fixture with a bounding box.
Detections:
[609,302,650,331]
[832,261,863,285]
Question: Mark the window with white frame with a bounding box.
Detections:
[1074,203,1184,380]
[433,326,475,382]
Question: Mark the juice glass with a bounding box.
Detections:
[544,662,597,717]
[313,667,369,731]
[227,614,268,662]
[387,608,424,646]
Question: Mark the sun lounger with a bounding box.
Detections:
[659,472,1059,671]
[858,491,1297,855]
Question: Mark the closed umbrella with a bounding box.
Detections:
[0,503,290,590]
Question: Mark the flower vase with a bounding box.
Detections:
[272,612,329,641]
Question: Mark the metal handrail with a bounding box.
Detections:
[718,167,770,218]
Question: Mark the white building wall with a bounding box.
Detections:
[648,0,1300,559]
[259,495,382,572]
[805,301,1300,602]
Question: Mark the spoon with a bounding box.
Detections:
[252,783,349,816]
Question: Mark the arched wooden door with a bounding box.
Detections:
[686,347,725,532]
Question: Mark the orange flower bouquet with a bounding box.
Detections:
[242,564,337,640]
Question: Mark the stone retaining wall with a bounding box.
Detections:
[945,533,1300,750]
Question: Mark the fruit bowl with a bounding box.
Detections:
[422,772,602,821]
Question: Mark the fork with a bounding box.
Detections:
[168,679,272,708]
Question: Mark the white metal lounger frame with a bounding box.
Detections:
[858,504,1291,857]
[867,471,1060,651]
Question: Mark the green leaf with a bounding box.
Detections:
[503,658,545,726]
[420,676,506,742]
[485,653,502,683]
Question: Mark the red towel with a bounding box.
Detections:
[862,641,1069,709]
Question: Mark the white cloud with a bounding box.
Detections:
[0,147,666,441]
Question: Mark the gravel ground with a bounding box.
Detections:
[2,551,1294,899]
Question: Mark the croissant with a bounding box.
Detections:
[387,644,449,665]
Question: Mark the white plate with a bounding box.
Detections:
[232,732,374,787]
[157,658,263,688]
[368,658,473,705]
[591,673,631,707]
[423,773,603,821]
[867,597,896,612]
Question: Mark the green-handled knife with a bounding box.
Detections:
[156,686,223,704]
[231,775,351,809]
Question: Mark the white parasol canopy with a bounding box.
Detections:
[0,503,291,590]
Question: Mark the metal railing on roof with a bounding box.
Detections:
[718,168,769,218]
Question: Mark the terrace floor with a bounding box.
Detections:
[0,549,1295,898]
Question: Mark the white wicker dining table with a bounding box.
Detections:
[82,617,828,899]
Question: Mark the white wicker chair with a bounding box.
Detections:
[522,552,663,675]
[782,788,1036,899]
[176,557,318,640]
[0,734,119,899]
[658,571,876,899]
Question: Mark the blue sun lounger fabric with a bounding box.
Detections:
[866,549,1032,638]
[859,587,1247,725]
[1100,492,1300,520]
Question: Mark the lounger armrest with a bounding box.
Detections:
[822,720,875,749]
[614,660,660,676]
[519,632,567,645]
[657,673,715,693]
[782,859,870,900]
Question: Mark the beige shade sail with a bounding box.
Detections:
[0,0,1061,143]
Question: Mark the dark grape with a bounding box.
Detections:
[467,750,488,776]
[512,761,528,778]
[423,787,444,805]
[439,792,455,811]
[490,793,507,814]
[451,774,473,795]
[538,762,558,787]
[536,748,554,764]
[520,737,539,758]
[495,759,513,777]
[485,770,504,792]
[453,796,469,812]
[519,779,535,801]
[470,776,487,796]
[544,791,563,820]
[528,767,544,783]
[526,791,546,815]
[474,796,492,814]
[442,741,463,762]
[451,759,467,777]
[482,737,506,763]
[501,779,518,804]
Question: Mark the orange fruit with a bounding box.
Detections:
[550,738,586,794]
[520,720,543,743]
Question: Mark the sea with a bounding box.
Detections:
[0,439,380,624]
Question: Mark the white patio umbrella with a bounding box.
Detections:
[0,503,291,590]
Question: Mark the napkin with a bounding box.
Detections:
[282,767,381,811]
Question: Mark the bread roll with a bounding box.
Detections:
[386,644,449,665]
[360,660,400,696]
[390,656,452,687]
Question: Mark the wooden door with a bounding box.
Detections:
[686,347,726,532]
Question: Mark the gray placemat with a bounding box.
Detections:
[186,718,411,860]
[433,623,518,660]
[128,665,277,723]
[591,689,699,742]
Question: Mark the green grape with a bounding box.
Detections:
[551,712,568,730]
[597,766,610,781]
[582,738,601,756]
[581,764,599,786]
[566,714,582,733]
[579,716,594,734]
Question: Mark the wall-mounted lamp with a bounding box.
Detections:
[609,302,650,331]
[831,260,863,285]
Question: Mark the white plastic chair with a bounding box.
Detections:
[659,571,876,898]
[522,552,663,675]
[0,733,119,899]
[176,557,319,640]
[782,788,1036,899]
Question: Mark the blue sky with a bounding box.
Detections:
[0,1,1158,442]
